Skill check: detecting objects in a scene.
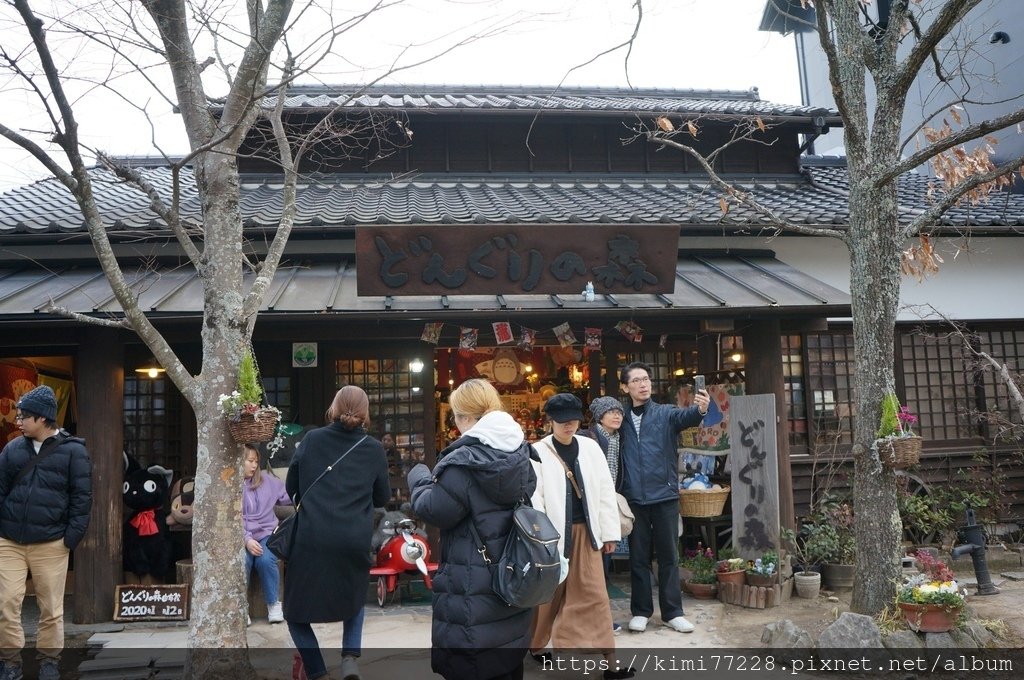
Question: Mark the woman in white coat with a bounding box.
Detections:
[528,393,634,680]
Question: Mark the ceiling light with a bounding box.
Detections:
[409,358,425,373]
[134,357,165,379]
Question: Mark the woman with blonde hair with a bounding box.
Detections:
[284,385,390,680]
[408,378,537,680]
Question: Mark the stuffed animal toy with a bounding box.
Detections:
[371,504,427,554]
[123,454,174,584]
[166,476,195,528]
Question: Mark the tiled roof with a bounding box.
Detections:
[2,163,1022,235]
[0,254,850,319]
[804,159,1024,228]
[259,84,840,120]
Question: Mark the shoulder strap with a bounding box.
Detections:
[295,434,368,511]
[542,439,582,500]
[10,433,66,489]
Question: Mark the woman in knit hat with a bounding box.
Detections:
[579,395,626,633]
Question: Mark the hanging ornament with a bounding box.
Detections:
[615,320,643,343]
[421,322,443,344]
[553,322,577,348]
[518,326,537,351]
[584,327,602,351]
[459,327,479,350]
[492,321,514,345]
[659,334,668,349]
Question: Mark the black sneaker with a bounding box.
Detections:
[0,661,23,680]
[604,667,636,680]
[531,651,553,664]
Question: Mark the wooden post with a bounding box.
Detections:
[74,327,125,623]
[742,320,794,531]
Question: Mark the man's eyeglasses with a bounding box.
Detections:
[14,414,35,422]
[627,376,651,385]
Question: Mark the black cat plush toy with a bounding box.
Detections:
[123,454,174,584]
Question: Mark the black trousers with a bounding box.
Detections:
[627,499,683,621]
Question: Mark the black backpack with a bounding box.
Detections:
[468,500,561,609]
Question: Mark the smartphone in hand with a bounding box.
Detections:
[694,374,706,393]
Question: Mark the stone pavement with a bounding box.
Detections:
[29,563,1024,678]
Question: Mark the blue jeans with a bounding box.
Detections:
[245,536,280,604]
[288,607,365,679]
[627,499,683,621]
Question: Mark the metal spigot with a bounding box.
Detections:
[950,508,999,596]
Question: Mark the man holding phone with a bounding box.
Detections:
[618,362,710,635]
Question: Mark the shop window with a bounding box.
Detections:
[899,330,977,441]
[335,357,424,509]
[261,376,292,423]
[782,335,808,452]
[972,329,1023,430]
[123,376,184,473]
[805,331,855,448]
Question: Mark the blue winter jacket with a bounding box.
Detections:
[619,399,704,505]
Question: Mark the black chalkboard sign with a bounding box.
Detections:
[113,584,190,621]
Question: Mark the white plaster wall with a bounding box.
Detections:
[685,235,1024,322]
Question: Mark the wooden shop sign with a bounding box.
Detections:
[113,584,190,621]
[356,224,679,296]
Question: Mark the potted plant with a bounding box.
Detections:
[782,527,821,599]
[811,496,856,590]
[218,350,281,443]
[897,550,966,633]
[682,546,718,599]
[745,550,779,587]
[715,557,746,586]
[874,394,922,469]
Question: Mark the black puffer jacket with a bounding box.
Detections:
[0,431,92,549]
[409,411,537,680]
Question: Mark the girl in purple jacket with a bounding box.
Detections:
[243,444,292,623]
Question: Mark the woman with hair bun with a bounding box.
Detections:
[284,385,390,680]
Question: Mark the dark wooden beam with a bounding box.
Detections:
[742,319,795,532]
[74,327,124,623]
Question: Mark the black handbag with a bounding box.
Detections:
[267,434,367,561]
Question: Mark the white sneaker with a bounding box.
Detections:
[267,601,284,623]
[627,615,648,632]
[664,616,695,633]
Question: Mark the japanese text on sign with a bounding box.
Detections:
[113,584,190,621]
[355,224,679,296]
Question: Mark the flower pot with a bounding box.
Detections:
[745,572,778,587]
[716,569,745,586]
[227,408,280,444]
[685,581,718,600]
[878,435,922,469]
[794,571,821,599]
[897,602,962,633]
[822,562,855,590]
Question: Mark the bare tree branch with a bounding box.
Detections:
[879,106,1024,185]
[891,0,980,98]
[902,151,1024,237]
[40,303,132,329]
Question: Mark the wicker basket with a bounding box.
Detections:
[227,409,280,444]
[678,485,730,518]
[878,436,922,469]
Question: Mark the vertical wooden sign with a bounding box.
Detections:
[727,394,780,558]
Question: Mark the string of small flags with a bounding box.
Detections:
[420,319,648,350]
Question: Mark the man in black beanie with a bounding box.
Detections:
[0,386,92,680]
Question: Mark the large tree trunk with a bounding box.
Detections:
[185,155,254,678]
[846,175,904,614]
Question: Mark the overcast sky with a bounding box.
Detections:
[0,0,799,192]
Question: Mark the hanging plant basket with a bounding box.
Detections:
[878,436,922,469]
[227,409,280,444]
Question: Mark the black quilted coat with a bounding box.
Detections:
[0,431,92,549]
[409,430,537,680]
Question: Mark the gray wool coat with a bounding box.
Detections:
[409,432,537,680]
